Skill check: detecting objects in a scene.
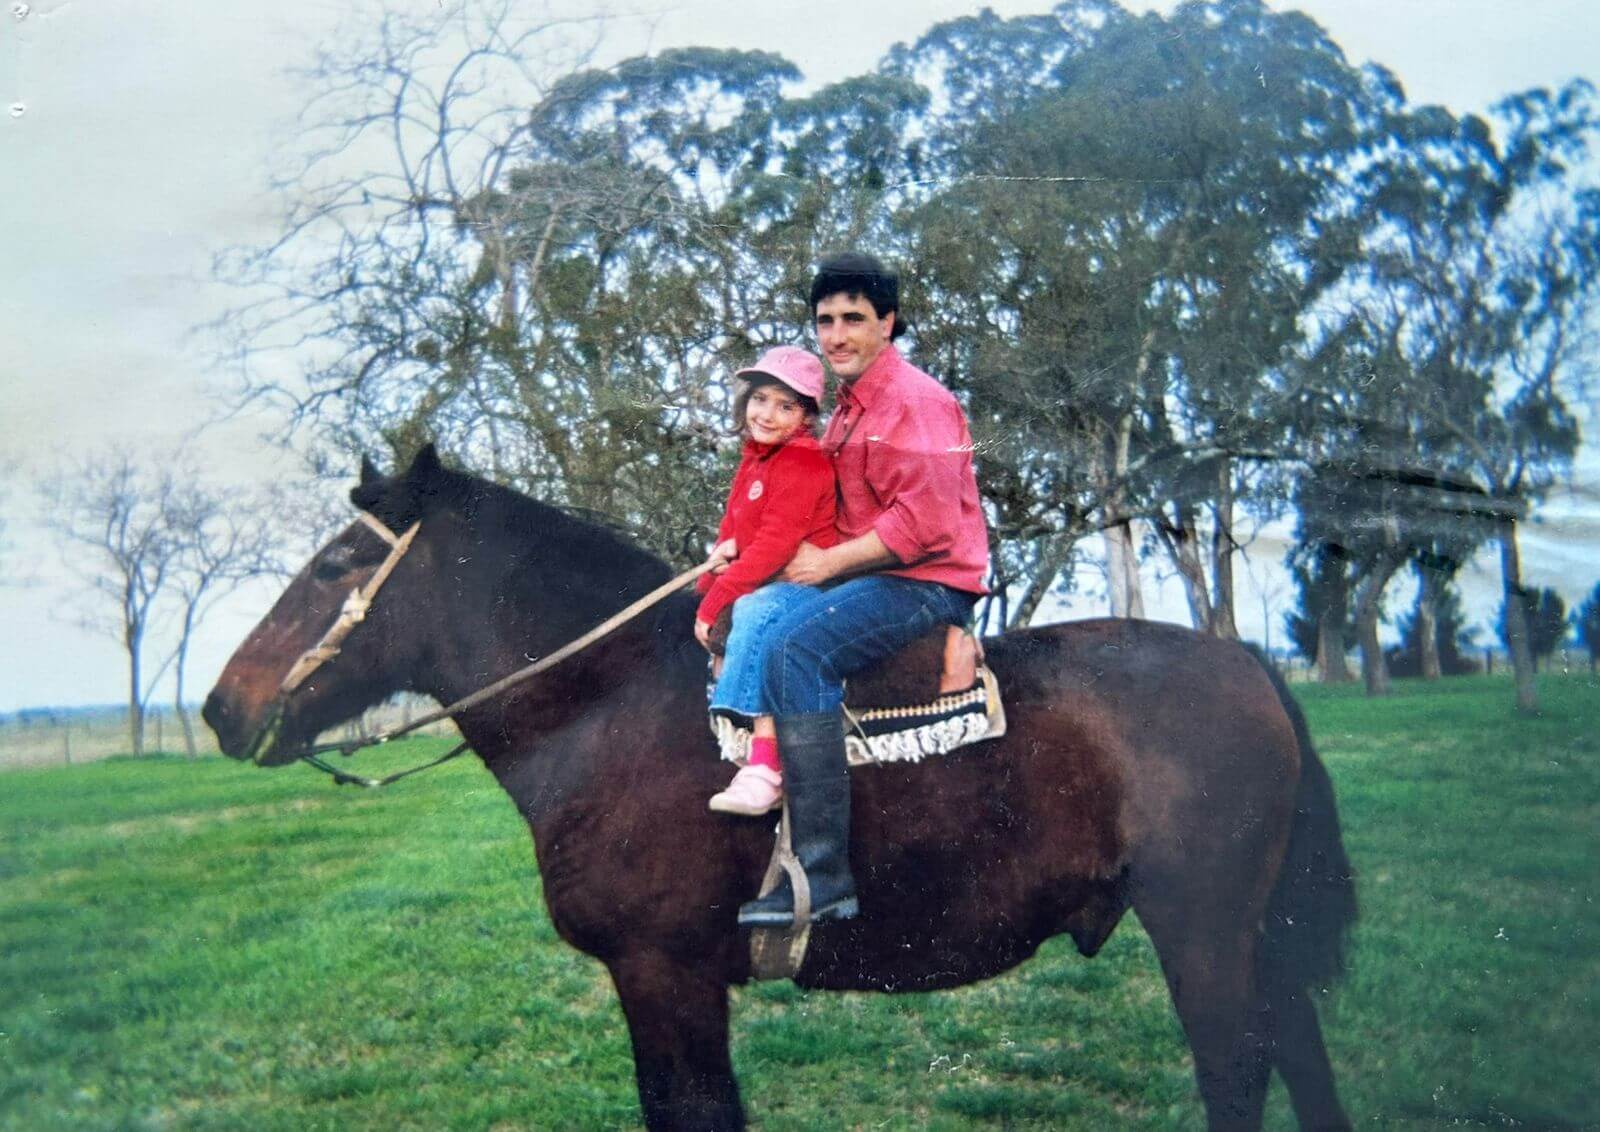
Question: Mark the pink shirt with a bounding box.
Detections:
[821,345,989,594]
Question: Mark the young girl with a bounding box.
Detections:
[694,346,837,815]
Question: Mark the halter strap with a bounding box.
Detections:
[250,513,713,786]
[356,510,407,547]
[278,515,420,695]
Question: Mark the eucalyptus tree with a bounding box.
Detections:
[437,46,814,556]
[215,3,746,556]
[1284,301,1502,693]
[1324,80,1600,711]
[1280,537,1356,684]
[455,52,927,557]
[893,0,1386,629]
[1406,511,1491,680]
[1284,523,1355,683]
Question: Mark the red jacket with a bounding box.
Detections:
[695,435,838,626]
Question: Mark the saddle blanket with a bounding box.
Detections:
[711,665,1007,767]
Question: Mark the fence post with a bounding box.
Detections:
[63,727,72,765]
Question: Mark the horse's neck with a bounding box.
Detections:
[417,555,704,802]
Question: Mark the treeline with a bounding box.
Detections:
[219,0,1600,714]
[1322,579,1600,679]
[40,456,286,757]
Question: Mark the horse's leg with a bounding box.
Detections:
[1270,987,1350,1130]
[607,950,745,1132]
[1137,894,1274,1131]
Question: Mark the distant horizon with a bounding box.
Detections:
[7,638,1590,721]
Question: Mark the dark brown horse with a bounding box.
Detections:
[204,446,1356,1131]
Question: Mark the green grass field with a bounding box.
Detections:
[3,674,1596,1130]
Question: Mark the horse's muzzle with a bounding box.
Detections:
[203,689,298,766]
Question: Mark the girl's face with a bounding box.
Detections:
[745,382,809,445]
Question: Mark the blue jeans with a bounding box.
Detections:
[708,583,815,718]
[760,575,978,717]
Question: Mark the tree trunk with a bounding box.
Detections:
[1356,608,1388,696]
[175,644,198,758]
[1414,562,1442,681]
[1104,334,1151,621]
[1316,619,1352,682]
[1315,565,1353,684]
[1415,593,1440,680]
[1208,459,1240,639]
[1105,521,1145,618]
[126,625,144,757]
[1497,517,1539,714]
[1158,504,1214,632]
[1353,548,1405,697]
[1009,535,1074,629]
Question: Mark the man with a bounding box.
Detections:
[737,251,989,928]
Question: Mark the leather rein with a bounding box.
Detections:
[251,511,712,787]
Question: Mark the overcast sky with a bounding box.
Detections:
[3,0,1598,713]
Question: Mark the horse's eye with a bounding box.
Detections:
[312,550,354,583]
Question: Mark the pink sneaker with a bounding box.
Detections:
[708,764,783,815]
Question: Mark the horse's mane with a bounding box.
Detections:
[430,465,675,594]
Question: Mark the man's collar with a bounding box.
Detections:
[837,344,901,410]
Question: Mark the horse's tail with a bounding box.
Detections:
[1249,647,1357,996]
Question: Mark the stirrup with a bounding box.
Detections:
[739,890,858,929]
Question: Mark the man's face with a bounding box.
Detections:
[814,291,893,382]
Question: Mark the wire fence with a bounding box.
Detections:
[0,697,460,771]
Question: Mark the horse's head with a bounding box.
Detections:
[204,445,450,765]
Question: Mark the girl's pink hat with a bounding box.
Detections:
[735,346,826,402]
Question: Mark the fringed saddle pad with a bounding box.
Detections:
[711,665,1007,767]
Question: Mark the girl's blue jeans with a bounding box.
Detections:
[708,583,813,719]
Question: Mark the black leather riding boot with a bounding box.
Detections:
[738,711,859,928]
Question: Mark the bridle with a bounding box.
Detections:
[278,512,420,697]
[245,510,711,787]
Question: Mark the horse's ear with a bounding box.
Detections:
[358,455,381,486]
[406,443,443,483]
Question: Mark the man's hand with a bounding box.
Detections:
[781,531,898,585]
[779,541,835,586]
[706,538,738,575]
[694,618,713,650]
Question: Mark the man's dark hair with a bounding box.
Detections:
[809,252,905,340]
